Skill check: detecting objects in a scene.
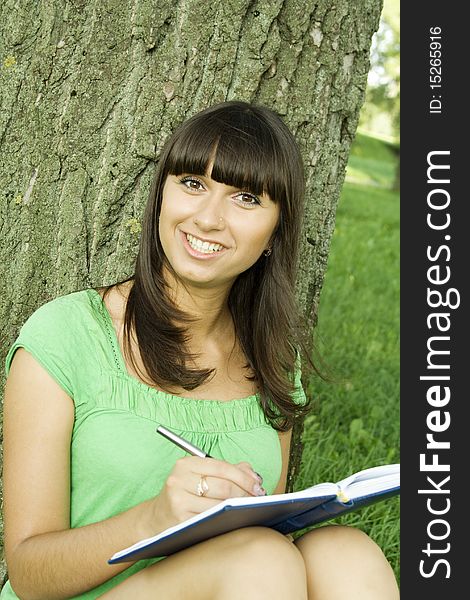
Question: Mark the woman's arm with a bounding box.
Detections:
[3,349,263,600]
[272,429,293,494]
[2,349,149,599]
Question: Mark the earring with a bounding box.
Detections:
[263,247,272,257]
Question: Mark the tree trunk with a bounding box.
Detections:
[0,0,383,582]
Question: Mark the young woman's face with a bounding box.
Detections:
[159,169,280,290]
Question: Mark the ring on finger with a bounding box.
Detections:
[196,475,209,497]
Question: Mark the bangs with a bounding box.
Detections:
[164,107,289,203]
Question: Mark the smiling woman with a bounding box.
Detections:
[159,172,279,286]
[120,101,308,422]
[1,101,399,599]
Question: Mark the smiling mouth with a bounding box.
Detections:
[185,233,226,254]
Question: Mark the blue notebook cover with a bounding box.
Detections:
[109,463,400,564]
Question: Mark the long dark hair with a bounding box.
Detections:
[115,101,313,430]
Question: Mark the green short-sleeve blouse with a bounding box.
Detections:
[1,289,307,599]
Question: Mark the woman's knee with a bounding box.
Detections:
[100,528,308,600]
[296,524,387,559]
[227,527,305,570]
[218,527,307,595]
[295,525,399,598]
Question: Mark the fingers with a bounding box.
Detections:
[159,457,267,528]
[175,456,266,499]
[189,473,256,500]
[235,462,264,486]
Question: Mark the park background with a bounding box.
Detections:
[0,0,400,588]
[301,0,400,579]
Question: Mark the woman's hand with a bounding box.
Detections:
[146,456,266,534]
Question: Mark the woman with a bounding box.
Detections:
[1,101,399,599]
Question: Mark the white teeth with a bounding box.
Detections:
[186,233,224,254]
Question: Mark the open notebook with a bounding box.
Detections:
[109,463,400,564]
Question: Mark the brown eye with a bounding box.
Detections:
[234,192,261,207]
[178,176,205,191]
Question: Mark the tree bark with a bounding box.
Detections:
[0,0,383,582]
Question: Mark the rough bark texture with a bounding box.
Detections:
[0,0,382,583]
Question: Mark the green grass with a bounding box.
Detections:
[295,131,400,580]
[345,131,399,188]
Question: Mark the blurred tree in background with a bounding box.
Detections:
[359,0,399,143]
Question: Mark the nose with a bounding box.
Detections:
[192,193,226,231]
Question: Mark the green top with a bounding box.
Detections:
[1,289,306,599]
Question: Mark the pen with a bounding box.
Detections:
[156,425,213,458]
[156,425,264,484]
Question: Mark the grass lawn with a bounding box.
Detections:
[295,132,400,580]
